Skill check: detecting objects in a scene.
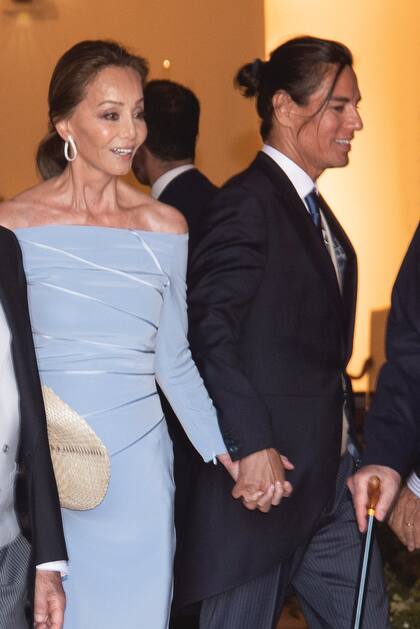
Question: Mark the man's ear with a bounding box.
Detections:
[272,91,294,128]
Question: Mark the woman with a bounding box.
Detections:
[174,36,390,628]
[0,40,233,629]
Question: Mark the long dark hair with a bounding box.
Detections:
[235,35,353,139]
[36,39,149,180]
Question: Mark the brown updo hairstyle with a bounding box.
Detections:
[37,40,149,180]
[235,35,353,140]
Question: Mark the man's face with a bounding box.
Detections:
[286,65,363,180]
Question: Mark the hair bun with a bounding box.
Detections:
[234,58,266,97]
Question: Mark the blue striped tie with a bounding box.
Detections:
[305,188,322,230]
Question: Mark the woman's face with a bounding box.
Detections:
[279,65,363,181]
[62,65,147,177]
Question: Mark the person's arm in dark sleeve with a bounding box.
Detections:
[188,185,275,461]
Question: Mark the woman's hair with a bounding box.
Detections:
[235,35,353,139]
[36,39,149,180]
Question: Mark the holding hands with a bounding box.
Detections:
[231,448,294,513]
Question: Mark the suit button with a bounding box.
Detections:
[2,444,9,453]
[228,444,238,455]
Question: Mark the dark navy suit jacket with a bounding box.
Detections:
[363,223,420,478]
[159,168,218,261]
[174,152,358,607]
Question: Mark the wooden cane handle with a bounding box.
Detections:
[367,476,381,515]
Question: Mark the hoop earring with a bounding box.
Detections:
[64,135,77,162]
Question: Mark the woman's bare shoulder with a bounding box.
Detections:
[0,198,35,229]
[143,199,188,234]
[120,182,188,234]
[0,181,55,228]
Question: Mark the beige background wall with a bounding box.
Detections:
[0,0,264,198]
[1,0,419,392]
[265,0,420,390]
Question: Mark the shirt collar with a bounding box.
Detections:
[151,164,196,199]
[261,144,316,201]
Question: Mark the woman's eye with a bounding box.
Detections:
[102,112,119,121]
[333,105,344,113]
[134,110,145,120]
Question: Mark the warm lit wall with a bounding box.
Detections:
[265,0,420,390]
[0,0,264,198]
[1,1,418,392]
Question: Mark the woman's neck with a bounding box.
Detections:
[57,165,121,215]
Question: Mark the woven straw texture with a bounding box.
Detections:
[42,385,110,510]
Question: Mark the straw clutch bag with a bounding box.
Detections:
[42,385,110,511]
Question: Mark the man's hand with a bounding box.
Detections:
[34,570,66,629]
[347,464,401,533]
[232,448,294,513]
[388,486,420,551]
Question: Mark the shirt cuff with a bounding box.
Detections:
[36,560,68,576]
[407,472,420,498]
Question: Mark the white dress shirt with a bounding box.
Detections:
[0,302,21,550]
[262,144,316,203]
[261,144,349,453]
[0,300,67,574]
[407,472,420,498]
[151,164,196,200]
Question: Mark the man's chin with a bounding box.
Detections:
[329,155,350,169]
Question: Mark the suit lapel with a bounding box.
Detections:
[0,237,27,363]
[0,259,19,336]
[255,152,344,320]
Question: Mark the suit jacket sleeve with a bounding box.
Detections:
[362,225,420,476]
[188,185,276,460]
[14,235,67,565]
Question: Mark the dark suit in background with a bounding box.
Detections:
[0,226,67,627]
[355,223,420,550]
[363,223,420,475]
[159,168,217,259]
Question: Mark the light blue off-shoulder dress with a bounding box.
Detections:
[14,225,226,629]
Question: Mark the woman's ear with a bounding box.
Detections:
[55,119,70,142]
[272,91,294,128]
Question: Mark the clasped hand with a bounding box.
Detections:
[225,448,294,512]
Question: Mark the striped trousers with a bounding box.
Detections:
[0,534,30,629]
[200,453,390,629]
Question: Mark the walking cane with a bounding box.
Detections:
[352,476,381,629]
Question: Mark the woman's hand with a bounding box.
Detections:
[217,452,240,481]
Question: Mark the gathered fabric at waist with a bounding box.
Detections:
[38,362,165,456]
